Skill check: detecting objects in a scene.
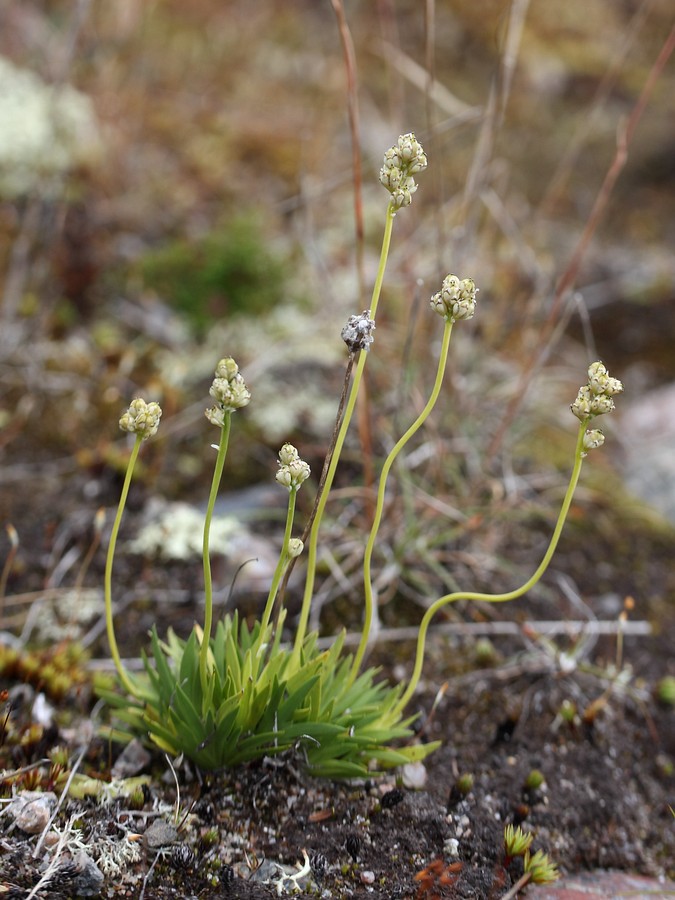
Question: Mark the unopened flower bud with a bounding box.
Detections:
[215,357,240,381]
[276,468,292,489]
[341,310,376,353]
[278,443,300,465]
[379,133,426,209]
[204,405,225,427]
[571,361,622,429]
[379,165,403,193]
[430,275,478,322]
[287,538,304,558]
[276,446,310,490]
[119,398,162,440]
[589,393,615,416]
[207,357,251,421]
[288,458,310,484]
[570,385,593,421]
[396,133,427,172]
[582,429,605,455]
[390,177,417,210]
[587,361,623,397]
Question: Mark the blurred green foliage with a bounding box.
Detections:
[139,215,287,332]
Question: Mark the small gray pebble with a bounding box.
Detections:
[143,819,178,849]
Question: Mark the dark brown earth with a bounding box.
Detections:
[1,457,674,899]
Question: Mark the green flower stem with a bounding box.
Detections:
[105,434,143,698]
[260,487,298,635]
[200,412,232,691]
[350,317,455,681]
[292,200,397,661]
[394,420,589,716]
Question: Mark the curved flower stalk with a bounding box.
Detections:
[105,399,162,697]
[292,134,428,662]
[258,444,310,636]
[349,275,478,681]
[393,362,623,716]
[200,359,250,691]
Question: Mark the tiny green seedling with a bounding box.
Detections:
[502,825,559,898]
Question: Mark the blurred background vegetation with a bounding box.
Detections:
[0,0,674,644]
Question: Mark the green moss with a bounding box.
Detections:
[656,676,675,706]
[138,214,288,333]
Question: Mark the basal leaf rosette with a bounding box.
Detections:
[99,615,437,776]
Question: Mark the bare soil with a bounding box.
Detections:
[1,463,674,899]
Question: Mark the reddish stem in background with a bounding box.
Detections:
[331,0,375,518]
[330,0,365,304]
[484,19,675,468]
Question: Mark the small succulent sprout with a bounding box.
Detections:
[456,773,474,796]
[504,824,534,857]
[287,538,304,558]
[524,768,545,791]
[523,848,559,884]
[656,675,675,706]
[276,444,310,490]
[559,698,578,723]
[207,357,251,421]
[379,132,427,209]
[119,399,162,440]
[430,275,478,322]
[341,310,376,354]
[474,637,497,665]
[571,361,623,423]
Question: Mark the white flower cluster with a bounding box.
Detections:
[205,357,251,425]
[275,443,310,490]
[430,275,478,322]
[571,361,624,456]
[379,133,427,209]
[119,399,162,440]
[0,56,100,198]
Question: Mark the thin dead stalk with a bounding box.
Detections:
[330,0,375,518]
[330,0,365,304]
[485,20,675,466]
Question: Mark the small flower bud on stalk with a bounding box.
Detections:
[430,275,478,322]
[582,429,605,455]
[571,361,623,439]
[276,445,311,490]
[287,538,304,558]
[379,133,427,210]
[205,357,251,426]
[119,399,162,440]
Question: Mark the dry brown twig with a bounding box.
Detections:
[485,18,675,466]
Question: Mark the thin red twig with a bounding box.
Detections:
[485,19,675,467]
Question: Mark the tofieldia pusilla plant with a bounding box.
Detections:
[100,134,622,777]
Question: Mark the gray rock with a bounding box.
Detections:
[143,819,178,849]
[620,382,675,523]
[111,739,152,779]
[71,851,104,897]
[8,791,57,834]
